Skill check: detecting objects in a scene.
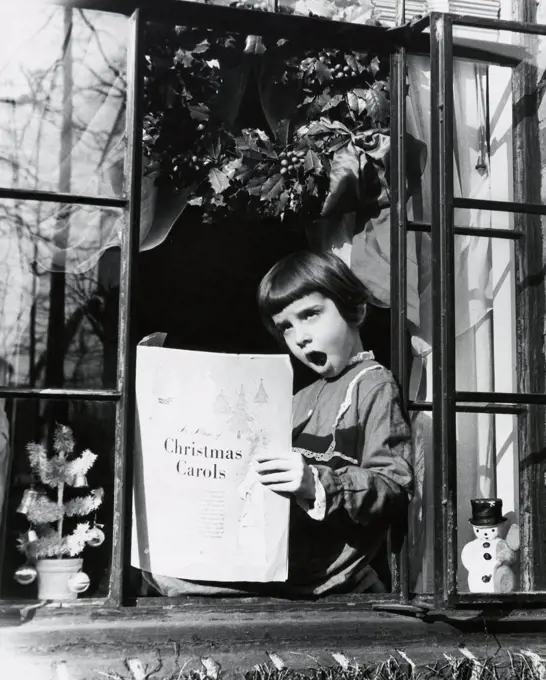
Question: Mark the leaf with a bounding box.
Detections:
[261,174,285,201]
[361,87,390,124]
[347,91,366,116]
[276,190,290,215]
[321,94,343,112]
[188,104,210,121]
[304,149,322,173]
[244,35,266,55]
[193,39,210,54]
[208,167,231,194]
[315,61,332,84]
[174,48,193,67]
[344,53,360,73]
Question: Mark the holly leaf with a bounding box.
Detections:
[193,40,210,54]
[361,87,390,124]
[321,94,343,112]
[188,104,210,121]
[315,61,332,84]
[261,173,285,201]
[276,190,290,216]
[174,49,193,67]
[304,149,322,173]
[208,167,231,194]
[347,91,366,116]
[344,53,360,73]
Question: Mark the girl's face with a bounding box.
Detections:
[272,292,363,379]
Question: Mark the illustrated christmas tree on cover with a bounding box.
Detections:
[254,379,269,404]
[16,423,105,568]
[227,386,254,438]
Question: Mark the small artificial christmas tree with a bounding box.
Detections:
[14,423,105,593]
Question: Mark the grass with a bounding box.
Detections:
[92,650,546,680]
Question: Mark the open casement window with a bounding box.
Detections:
[392,12,546,606]
[0,0,544,614]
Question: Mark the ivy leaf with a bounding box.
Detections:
[261,173,285,201]
[193,40,210,54]
[304,149,322,173]
[208,167,231,194]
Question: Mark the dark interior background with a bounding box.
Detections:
[136,210,393,394]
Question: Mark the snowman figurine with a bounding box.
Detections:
[461,498,519,594]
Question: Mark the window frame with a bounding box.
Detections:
[397,11,546,608]
[0,0,544,616]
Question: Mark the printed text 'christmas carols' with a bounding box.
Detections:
[164,437,243,479]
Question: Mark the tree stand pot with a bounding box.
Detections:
[36,558,87,600]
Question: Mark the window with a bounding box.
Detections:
[0,1,544,613]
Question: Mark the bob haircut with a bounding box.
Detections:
[257,250,369,338]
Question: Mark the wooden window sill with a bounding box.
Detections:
[3,599,546,679]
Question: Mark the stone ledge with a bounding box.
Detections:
[3,605,546,680]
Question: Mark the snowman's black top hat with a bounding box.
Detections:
[469,498,507,526]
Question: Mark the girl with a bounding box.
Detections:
[255,250,414,595]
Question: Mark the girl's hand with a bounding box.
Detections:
[254,450,316,500]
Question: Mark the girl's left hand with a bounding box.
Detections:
[254,450,315,500]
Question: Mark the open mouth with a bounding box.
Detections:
[306,351,327,367]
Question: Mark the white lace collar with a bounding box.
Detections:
[346,350,375,368]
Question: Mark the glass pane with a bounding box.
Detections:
[0,399,116,600]
[450,27,546,208]
[456,410,521,594]
[408,408,434,595]
[408,28,546,219]
[454,235,517,394]
[279,0,376,22]
[0,7,127,197]
[0,200,121,389]
[454,207,515,231]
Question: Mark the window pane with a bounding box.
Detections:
[0,200,121,389]
[0,7,127,197]
[0,399,116,600]
[454,234,517,394]
[453,207,516,232]
[456,410,522,595]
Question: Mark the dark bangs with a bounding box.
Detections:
[257,255,319,336]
